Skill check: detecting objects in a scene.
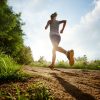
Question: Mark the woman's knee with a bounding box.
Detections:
[54,44,58,50]
[52,47,56,52]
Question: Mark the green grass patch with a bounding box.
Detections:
[0,53,31,82]
[30,59,100,70]
[31,61,50,67]
[30,56,100,70]
[0,82,54,100]
[55,60,100,70]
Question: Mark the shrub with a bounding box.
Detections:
[55,60,69,68]
[0,52,30,82]
[31,56,50,67]
[16,46,34,65]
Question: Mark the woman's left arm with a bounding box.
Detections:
[59,20,67,33]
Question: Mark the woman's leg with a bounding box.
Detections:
[56,46,67,54]
[51,46,68,66]
[50,43,67,66]
[51,47,56,66]
[52,35,67,55]
[50,43,58,68]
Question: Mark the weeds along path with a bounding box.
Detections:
[23,66,100,100]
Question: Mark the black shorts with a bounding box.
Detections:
[50,34,61,46]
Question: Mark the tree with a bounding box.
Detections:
[38,56,45,63]
[75,55,87,63]
[16,46,34,64]
[0,0,33,64]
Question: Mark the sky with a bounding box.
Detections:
[8,0,100,61]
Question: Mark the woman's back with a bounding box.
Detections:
[50,20,59,35]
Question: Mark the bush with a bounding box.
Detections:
[0,52,30,82]
[55,57,100,70]
[31,56,50,67]
[55,60,69,68]
[16,46,34,65]
[0,0,33,65]
[86,60,100,70]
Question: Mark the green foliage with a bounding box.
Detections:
[0,0,33,64]
[55,55,100,70]
[32,56,50,67]
[86,60,100,70]
[16,46,34,65]
[55,60,69,68]
[0,82,54,100]
[31,55,100,70]
[75,55,87,63]
[0,0,24,56]
[0,52,30,82]
[27,82,54,100]
[38,56,46,63]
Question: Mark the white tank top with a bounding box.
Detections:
[50,20,60,36]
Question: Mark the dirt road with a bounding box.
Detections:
[23,66,100,100]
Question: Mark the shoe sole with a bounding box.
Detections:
[69,50,74,66]
[48,65,54,70]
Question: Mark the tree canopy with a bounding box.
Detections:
[0,0,33,64]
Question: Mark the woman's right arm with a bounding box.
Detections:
[45,20,50,30]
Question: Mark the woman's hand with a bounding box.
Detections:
[60,29,63,33]
[45,26,47,30]
[59,20,67,34]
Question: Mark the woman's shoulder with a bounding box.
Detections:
[48,20,51,22]
[47,20,52,24]
[55,20,60,23]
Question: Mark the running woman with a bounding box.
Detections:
[45,12,74,69]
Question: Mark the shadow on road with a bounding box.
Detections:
[51,73,96,100]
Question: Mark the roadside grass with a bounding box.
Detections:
[31,61,50,67]
[55,60,100,70]
[0,53,53,99]
[31,60,100,70]
[0,82,54,100]
[0,53,31,82]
